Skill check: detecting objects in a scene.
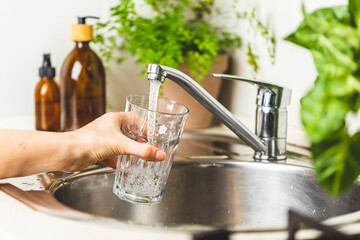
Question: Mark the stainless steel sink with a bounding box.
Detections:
[48,134,360,230]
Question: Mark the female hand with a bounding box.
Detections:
[62,112,167,172]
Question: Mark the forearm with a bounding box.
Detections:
[0,129,83,179]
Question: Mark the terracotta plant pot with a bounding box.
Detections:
[162,54,229,130]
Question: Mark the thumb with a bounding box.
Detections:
[119,135,166,161]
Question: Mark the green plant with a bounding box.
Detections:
[285,0,360,195]
[94,0,275,83]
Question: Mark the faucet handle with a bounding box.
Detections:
[212,73,291,108]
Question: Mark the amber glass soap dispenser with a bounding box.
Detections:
[35,54,60,131]
[60,16,106,131]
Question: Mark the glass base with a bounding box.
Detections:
[113,185,162,205]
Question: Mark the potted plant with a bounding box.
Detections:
[94,0,274,129]
[286,0,360,195]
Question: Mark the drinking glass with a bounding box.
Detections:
[113,94,189,205]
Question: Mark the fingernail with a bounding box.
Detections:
[155,151,166,161]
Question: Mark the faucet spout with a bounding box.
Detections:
[147,64,267,155]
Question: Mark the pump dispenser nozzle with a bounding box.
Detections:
[77,16,99,24]
[39,54,55,78]
[71,16,100,42]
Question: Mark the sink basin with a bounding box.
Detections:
[49,134,360,230]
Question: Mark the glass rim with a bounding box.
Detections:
[126,94,189,117]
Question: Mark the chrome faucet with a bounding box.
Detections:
[147,64,292,161]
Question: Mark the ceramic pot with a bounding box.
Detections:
[162,54,229,130]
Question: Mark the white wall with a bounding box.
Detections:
[0,0,347,145]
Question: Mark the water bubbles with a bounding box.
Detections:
[124,161,163,196]
[159,125,167,134]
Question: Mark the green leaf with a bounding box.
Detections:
[327,75,360,97]
[349,0,360,27]
[285,5,358,55]
[313,131,360,195]
[300,79,349,144]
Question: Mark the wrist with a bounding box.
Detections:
[58,131,90,172]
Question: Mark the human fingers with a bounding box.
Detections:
[119,134,166,161]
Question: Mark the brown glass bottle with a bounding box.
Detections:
[60,17,105,131]
[35,54,60,131]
